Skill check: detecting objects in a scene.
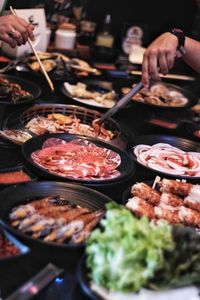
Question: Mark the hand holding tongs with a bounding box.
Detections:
[92,81,144,130]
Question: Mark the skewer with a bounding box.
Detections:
[10,6,55,92]
[129,70,195,81]
[152,176,161,189]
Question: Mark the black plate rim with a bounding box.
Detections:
[0,180,113,249]
[130,134,200,180]
[186,122,200,142]
[0,165,37,186]
[78,255,101,300]
[0,142,24,172]
[22,133,135,184]
[114,79,198,110]
[0,227,30,263]
[0,74,41,106]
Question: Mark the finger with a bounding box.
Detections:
[27,24,35,41]
[158,51,169,75]
[21,31,29,44]
[142,55,150,88]
[9,22,27,38]
[16,17,35,41]
[148,52,160,82]
[166,49,175,70]
[10,29,24,46]
[0,33,16,48]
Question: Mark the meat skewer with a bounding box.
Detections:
[131,182,161,205]
[126,196,156,219]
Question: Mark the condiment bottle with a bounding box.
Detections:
[95,14,114,48]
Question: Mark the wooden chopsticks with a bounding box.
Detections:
[10,6,55,92]
[130,69,195,81]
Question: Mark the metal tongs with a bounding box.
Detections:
[92,81,144,130]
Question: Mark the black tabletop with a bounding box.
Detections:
[0,67,200,300]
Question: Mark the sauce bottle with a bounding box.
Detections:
[95,14,114,48]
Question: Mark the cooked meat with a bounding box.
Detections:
[126,196,156,219]
[178,206,200,228]
[160,192,183,207]
[131,182,161,205]
[159,179,192,197]
[154,206,180,224]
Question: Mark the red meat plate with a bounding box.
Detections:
[31,138,121,180]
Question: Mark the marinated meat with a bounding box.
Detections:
[31,138,121,180]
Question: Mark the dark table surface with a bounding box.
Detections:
[0,67,200,300]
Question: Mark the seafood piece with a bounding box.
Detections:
[0,129,32,145]
[44,220,84,242]
[18,214,41,231]
[121,82,188,107]
[28,218,55,233]
[29,59,56,73]
[47,113,74,125]
[131,182,161,205]
[64,82,116,108]
[30,51,58,61]
[25,114,115,141]
[71,209,105,244]
[126,196,156,219]
[10,205,35,220]
[25,116,61,135]
[32,218,65,239]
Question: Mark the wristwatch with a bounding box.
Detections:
[170,28,186,56]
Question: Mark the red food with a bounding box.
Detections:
[134,143,200,177]
[0,170,31,184]
[31,138,121,180]
[0,232,20,258]
[194,130,200,138]
[149,118,178,129]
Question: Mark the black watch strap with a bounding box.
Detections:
[170,28,186,56]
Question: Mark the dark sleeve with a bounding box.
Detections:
[73,0,86,7]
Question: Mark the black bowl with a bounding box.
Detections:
[0,74,41,106]
[129,134,200,181]
[0,227,30,265]
[186,123,200,142]
[78,256,101,300]
[0,166,37,191]
[0,226,30,290]
[0,139,24,171]
[22,133,135,200]
[0,181,112,267]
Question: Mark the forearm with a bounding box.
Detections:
[182,37,200,72]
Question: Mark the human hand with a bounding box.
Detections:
[142,32,178,87]
[0,15,35,48]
